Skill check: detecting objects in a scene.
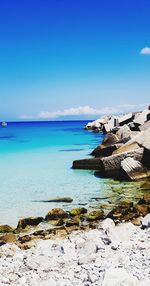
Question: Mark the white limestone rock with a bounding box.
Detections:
[103,268,138,286]
[142,214,150,228]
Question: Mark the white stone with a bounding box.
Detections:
[103,268,139,286]
[142,214,150,228]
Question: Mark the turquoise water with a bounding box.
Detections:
[0,121,104,227]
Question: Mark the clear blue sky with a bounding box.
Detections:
[0,0,150,120]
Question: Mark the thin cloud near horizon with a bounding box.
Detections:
[19,103,146,120]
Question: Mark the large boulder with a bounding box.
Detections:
[116,124,131,139]
[133,109,150,126]
[102,133,119,147]
[118,113,133,126]
[121,157,150,180]
[139,120,150,131]
[101,147,144,178]
[113,142,139,155]
[91,144,123,158]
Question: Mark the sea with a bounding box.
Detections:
[0,121,105,227]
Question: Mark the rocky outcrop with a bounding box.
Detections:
[85,107,150,133]
[74,106,150,181]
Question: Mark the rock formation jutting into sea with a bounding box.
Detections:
[73,106,150,181]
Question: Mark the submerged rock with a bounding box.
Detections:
[34,197,73,203]
[45,208,68,221]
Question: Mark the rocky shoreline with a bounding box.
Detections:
[0,218,150,285]
[0,108,150,285]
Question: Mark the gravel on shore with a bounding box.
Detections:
[0,218,150,286]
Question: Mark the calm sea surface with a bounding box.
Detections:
[0,121,105,226]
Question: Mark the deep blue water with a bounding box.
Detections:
[0,121,104,226]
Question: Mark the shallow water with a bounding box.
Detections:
[0,121,106,226]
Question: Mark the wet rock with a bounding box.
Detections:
[0,225,14,233]
[65,216,80,227]
[17,217,44,229]
[90,144,121,158]
[19,240,36,250]
[140,181,150,191]
[86,210,104,221]
[107,202,138,222]
[0,233,16,245]
[138,194,150,204]
[45,208,68,221]
[72,158,104,170]
[50,219,64,226]
[70,207,87,216]
[131,217,142,226]
[134,204,149,216]
[18,234,32,244]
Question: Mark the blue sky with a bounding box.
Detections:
[0,0,150,120]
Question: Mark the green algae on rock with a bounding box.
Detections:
[0,225,14,233]
[70,207,87,216]
[86,210,104,221]
[45,208,68,221]
[65,216,80,227]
